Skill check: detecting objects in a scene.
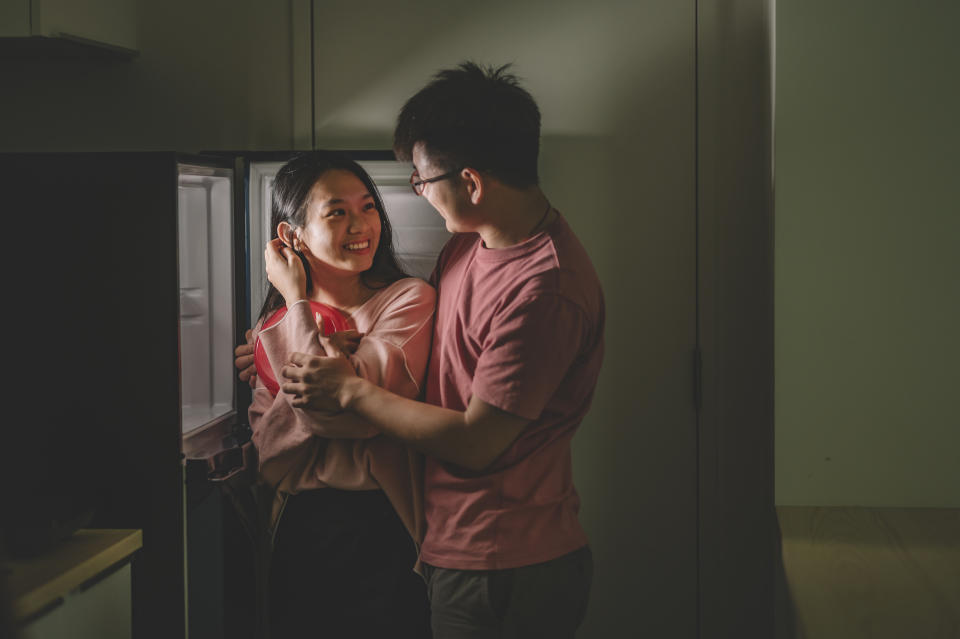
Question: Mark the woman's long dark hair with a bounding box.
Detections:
[257,151,408,325]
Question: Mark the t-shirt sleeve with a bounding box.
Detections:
[471,293,588,421]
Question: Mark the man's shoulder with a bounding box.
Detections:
[547,213,598,268]
[497,217,603,327]
[433,233,480,282]
[549,215,603,295]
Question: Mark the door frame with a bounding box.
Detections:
[696,1,776,637]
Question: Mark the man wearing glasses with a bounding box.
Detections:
[246,62,604,638]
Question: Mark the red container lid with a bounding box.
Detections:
[254,301,349,396]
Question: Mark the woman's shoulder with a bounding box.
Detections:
[348,278,434,341]
[372,277,435,304]
[355,277,435,326]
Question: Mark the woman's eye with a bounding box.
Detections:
[364,203,378,212]
[327,209,346,217]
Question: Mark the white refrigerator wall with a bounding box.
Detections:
[247,158,450,322]
[178,167,236,434]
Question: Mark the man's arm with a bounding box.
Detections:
[280,352,529,472]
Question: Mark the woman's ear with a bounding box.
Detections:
[461,167,484,205]
[277,221,297,248]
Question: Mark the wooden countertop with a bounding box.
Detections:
[4,529,142,622]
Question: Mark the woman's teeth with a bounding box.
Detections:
[345,240,370,250]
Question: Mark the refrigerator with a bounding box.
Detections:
[1,150,449,639]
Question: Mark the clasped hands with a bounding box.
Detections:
[281,347,355,412]
[234,326,359,414]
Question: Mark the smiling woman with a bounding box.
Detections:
[243,151,436,638]
[257,153,406,318]
[283,169,382,280]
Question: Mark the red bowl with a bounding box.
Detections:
[254,301,350,396]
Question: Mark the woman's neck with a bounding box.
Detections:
[307,269,375,314]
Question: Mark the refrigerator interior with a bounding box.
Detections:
[246,157,450,321]
[178,164,236,434]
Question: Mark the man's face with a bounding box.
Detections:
[411,142,471,234]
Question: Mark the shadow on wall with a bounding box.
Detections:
[527,12,700,639]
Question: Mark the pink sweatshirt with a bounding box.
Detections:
[249,278,436,545]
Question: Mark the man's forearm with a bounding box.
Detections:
[340,376,490,471]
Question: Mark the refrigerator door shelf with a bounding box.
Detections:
[177,165,236,436]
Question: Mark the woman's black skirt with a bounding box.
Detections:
[269,488,430,638]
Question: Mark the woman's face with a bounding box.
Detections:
[294,169,382,278]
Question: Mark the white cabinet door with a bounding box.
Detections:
[19,564,133,639]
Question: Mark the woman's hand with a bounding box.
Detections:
[265,238,307,304]
[326,329,363,356]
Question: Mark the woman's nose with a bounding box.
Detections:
[347,210,367,233]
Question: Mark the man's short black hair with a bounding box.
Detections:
[394,61,541,188]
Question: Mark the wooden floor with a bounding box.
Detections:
[776,507,960,639]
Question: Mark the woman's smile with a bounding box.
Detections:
[344,239,372,253]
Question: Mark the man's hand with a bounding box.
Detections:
[234,328,257,388]
[280,351,360,412]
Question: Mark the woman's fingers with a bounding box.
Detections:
[319,328,363,356]
[265,239,297,269]
[264,238,307,301]
[264,237,283,259]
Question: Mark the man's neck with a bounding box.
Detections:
[476,187,553,249]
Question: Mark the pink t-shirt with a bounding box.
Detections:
[419,212,605,570]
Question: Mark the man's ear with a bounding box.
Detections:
[461,167,485,205]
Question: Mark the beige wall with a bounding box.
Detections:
[0,0,295,152]
[775,0,960,507]
[776,4,960,636]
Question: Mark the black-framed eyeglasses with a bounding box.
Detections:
[410,169,460,196]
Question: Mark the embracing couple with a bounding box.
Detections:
[235,61,605,639]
